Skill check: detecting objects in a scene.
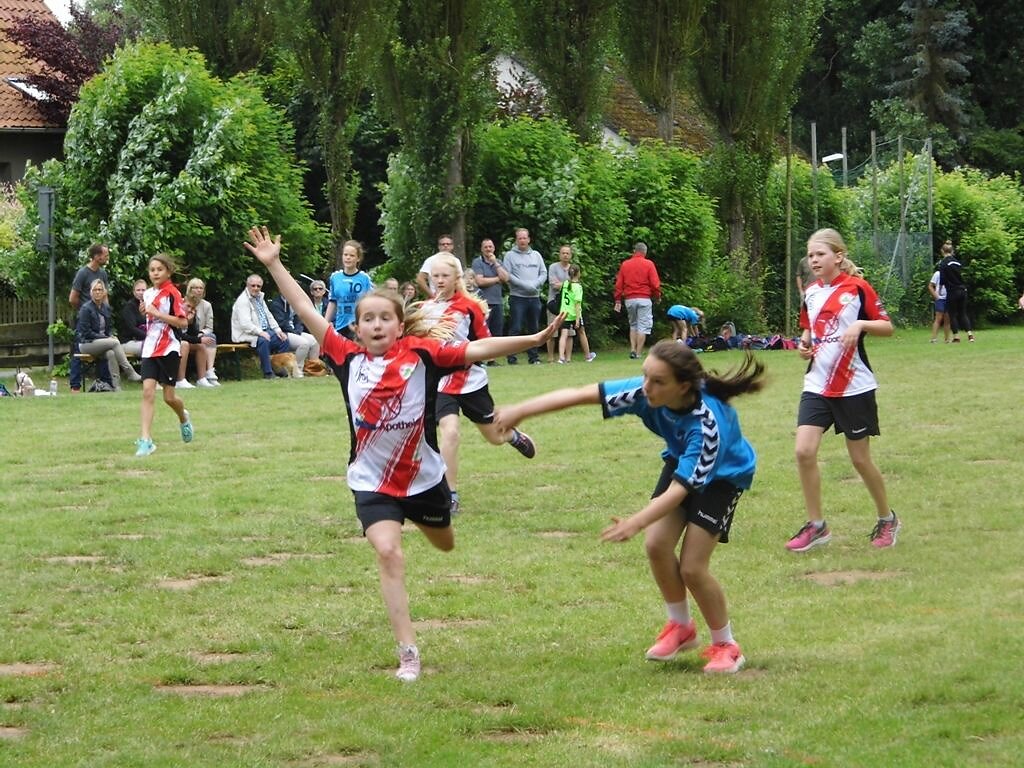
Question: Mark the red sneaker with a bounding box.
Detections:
[645,620,699,661]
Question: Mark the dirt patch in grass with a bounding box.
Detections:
[190,651,256,665]
[442,573,491,585]
[0,726,29,740]
[536,530,578,539]
[44,555,105,564]
[0,662,57,677]
[412,618,487,630]
[241,552,331,567]
[299,752,379,766]
[155,684,263,697]
[156,575,229,591]
[480,726,549,743]
[804,569,901,586]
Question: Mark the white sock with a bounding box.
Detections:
[710,622,735,645]
[810,519,825,529]
[666,600,691,625]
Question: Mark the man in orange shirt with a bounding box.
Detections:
[613,242,662,358]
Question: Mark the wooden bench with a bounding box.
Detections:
[76,343,255,381]
[214,343,253,381]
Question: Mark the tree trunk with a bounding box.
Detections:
[321,106,355,245]
[445,130,467,267]
[727,191,745,261]
[656,78,675,143]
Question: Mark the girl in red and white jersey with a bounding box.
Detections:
[244,227,561,684]
[134,254,193,457]
[786,229,901,553]
[421,253,538,514]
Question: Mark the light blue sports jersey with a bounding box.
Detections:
[667,304,700,324]
[599,377,756,491]
[328,270,373,331]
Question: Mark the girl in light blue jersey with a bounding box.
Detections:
[496,340,765,674]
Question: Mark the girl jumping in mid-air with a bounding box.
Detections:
[135,254,193,457]
[496,340,765,674]
[786,228,899,553]
[421,253,538,515]
[244,226,561,683]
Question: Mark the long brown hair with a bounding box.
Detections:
[648,340,766,403]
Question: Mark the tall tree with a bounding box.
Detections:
[134,0,274,78]
[377,0,494,262]
[507,0,616,142]
[616,0,704,143]
[276,0,383,244]
[689,0,823,259]
[890,0,971,140]
[4,4,124,124]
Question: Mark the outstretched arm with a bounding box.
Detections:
[494,383,601,432]
[243,227,328,345]
[602,480,688,542]
[463,313,564,363]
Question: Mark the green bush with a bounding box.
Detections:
[8,42,327,325]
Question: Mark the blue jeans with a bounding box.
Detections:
[255,334,291,376]
[507,295,541,363]
[486,303,504,339]
[69,338,112,390]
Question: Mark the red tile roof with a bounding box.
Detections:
[0,0,62,130]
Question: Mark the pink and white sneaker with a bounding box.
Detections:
[701,642,745,674]
[645,620,699,661]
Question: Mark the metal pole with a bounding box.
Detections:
[785,116,793,337]
[811,121,818,230]
[898,135,906,281]
[927,137,934,257]
[871,130,879,259]
[841,126,848,188]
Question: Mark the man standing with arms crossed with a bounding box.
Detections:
[613,242,661,359]
[471,238,509,365]
[503,228,547,365]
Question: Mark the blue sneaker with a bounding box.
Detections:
[180,411,194,443]
[134,438,156,457]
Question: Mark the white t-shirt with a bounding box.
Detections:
[929,270,947,300]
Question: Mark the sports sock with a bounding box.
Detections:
[710,622,735,645]
[666,600,691,626]
[810,519,826,529]
[879,511,895,522]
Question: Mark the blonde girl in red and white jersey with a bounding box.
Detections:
[134,254,193,457]
[786,228,900,553]
[244,227,561,684]
[421,253,538,514]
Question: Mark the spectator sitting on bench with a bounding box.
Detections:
[183,278,220,387]
[270,291,325,377]
[121,279,148,358]
[78,280,142,390]
[231,274,292,379]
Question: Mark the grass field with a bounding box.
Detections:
[2,327,1023,767]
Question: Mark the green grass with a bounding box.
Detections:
[2,328,1023,767]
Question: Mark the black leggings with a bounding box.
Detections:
[946,288,972,334]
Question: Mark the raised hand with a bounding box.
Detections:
[243,226,282,266]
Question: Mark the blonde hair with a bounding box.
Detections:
[149,253,176,275]
[185,277,205,306]
[808,228,863,276]
[428,252,489,317]
[354,289,456,341]
[89,278,108,297]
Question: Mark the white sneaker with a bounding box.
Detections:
[585,352,597,362]
[396,644,421,682]
[196,377,216,388]
[206,368,219,381]
[175,379,195,389]
[293,370,304,378]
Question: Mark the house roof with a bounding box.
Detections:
[603,72,715,153]
[0,0,63,130]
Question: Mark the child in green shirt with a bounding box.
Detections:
[558,265,584,363]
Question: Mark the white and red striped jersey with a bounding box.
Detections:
[321,327,469,496]
[420,293,490,395]
[141,283,184,359]
[800,272,889,397]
